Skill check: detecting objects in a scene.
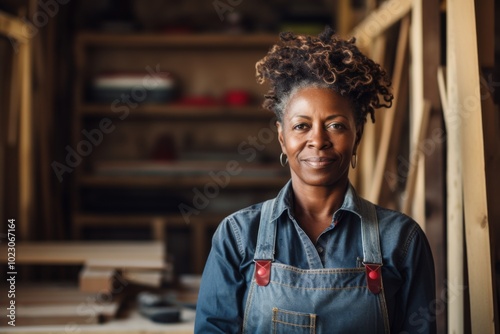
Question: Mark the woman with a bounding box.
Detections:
[195,27,436,333]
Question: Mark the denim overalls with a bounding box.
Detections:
[242,196,390,333]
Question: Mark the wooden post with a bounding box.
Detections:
[350,0,411,49]
[18,39,33,240]
[439,66,465,334]
[475,0,500,327]
[354,34,387,198]
[448,0,495,332]
[421,0,446,330]
[7,46,19,146]
[335,0,353,38]
[409,0,426,228]
[401,100,431,216]
[0,11,33,240]
[367,16,409,204]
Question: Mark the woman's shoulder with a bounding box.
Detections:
[210,201,267,258]
[374,204,424,238]
[213,201,266,239]
[223,201,265,226]
[373,204,431,266]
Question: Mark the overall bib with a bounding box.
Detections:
[242,198,390,334]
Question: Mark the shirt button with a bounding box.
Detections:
[317,246,324,253]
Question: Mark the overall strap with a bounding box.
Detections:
[358,197,390,331]
[358,197,383,294]
[359,198,383,265]
[253,199,278,286]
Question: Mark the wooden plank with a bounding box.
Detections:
[10,302,119,326]
[448,0,495,332]
[409,0,426,227]
[122,270,163,287]
[152,217,166,241]
[355,34,386,197]
[18,39,33,240]
[0,310,194,333]
[349,0,411,47]
[7,44,19,146]
[402,101,431,216]
[421,0,445,331]
[475,0,500,327]
[79,267,116,293]
[12,305,100,326]
[335,0,354,37]
[86,259,165,270]
[439,66,465,334]
[0,11,30,43]
[367,16,410,204]
[0,241,165,264]
[0,284,104,305]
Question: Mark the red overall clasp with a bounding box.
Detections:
[364,263,382,294]
[254,260,271,286]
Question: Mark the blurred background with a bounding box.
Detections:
[0,0,499,332]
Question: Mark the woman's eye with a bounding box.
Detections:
[328,123,346,130]
[293,123,309,130]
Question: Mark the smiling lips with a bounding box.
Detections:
[301,157,337,168]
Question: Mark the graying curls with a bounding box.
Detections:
[255,26,393,124]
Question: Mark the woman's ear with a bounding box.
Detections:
[354,125,364,153]
[276,121,286,154]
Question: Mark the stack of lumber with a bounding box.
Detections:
[0,284,121,326]
[0,241,169,326]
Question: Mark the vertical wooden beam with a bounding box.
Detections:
[409,0,425,228]
[439,65,464,334]
[402,101,431,216]
[7,47,19,145]
[356,34,388,198]
[18,39,33,240]
[421,0,446,332]
[0,39,8,230]
[448,0,495,332]
[367,16,409,204]
[475,0,500,327]
[71,34,86,239]
[335,0,353,38]
[350,0,412,49]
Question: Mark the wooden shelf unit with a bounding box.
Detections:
[76,32,278,48]
[80,104,274,119]
[71,32,286,274]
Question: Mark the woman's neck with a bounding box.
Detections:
[291,177,349,221]
[289,177,348,243]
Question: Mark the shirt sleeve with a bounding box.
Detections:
[194,217,247,333]
[393,223,437,334]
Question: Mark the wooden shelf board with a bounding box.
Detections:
[79,104,273,119]
[80,174,289,188]
[74,213,225,227]
[0,241,164,265]
[76,32,277,48]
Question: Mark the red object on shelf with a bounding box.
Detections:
[223,90,251,106]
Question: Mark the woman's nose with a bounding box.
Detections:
[308,126,331,149]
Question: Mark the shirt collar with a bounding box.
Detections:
[270,180,368,222]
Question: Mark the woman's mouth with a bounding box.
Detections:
[301,157,336,168]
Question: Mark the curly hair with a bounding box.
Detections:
[255,26,393,125]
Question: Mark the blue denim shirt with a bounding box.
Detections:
[195,181,436,333]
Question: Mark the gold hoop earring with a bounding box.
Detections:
[280,153,288,167]
[351,154,357,169]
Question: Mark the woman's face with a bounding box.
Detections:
[277,87,361,188]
